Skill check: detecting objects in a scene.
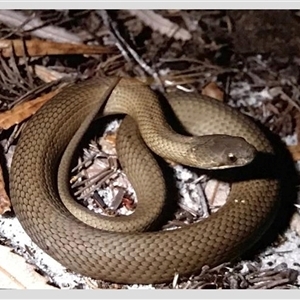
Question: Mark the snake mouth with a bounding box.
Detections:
[209,157,254,170]
[186,135,257,170]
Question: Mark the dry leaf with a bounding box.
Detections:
[287,111,300,162]
[0,89,62,130]
[201,82,224,101]
[290,212,300,236]
[129,10,191,41]
[205,179,229,208]
[0,39,117,58]
[99,133,117,155]
[0,164,10,214]
[287,145,300,161]
[32,65,68,83]
[269,87,300,111]
[0,245,58,289]
[295,111,300,143]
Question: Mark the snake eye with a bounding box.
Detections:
[228,153,237,163]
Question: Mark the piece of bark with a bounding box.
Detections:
[0,88,62,130]
[0,39,118,58]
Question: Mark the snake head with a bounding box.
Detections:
[187,135,257,170]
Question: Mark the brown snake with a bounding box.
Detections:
[10,77,280,284]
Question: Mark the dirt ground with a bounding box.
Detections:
[0,10,300,289]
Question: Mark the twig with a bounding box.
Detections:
[98,10,165,92]
[0,10,83,44]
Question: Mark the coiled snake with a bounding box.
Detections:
[10,77,280,284]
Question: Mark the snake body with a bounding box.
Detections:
[10,78,280,284]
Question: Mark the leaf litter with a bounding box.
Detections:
[0,10,300,289]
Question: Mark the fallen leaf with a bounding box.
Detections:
[201,82,224,101]
[32,65,68,83]
[0,39,118,58]
[290,212,300,236]
[295,111,300,143]
[99,133,117,155]
[287,145,300,161]
[0,163,10,214]
[286,111,300,162]
[129,10,191,41]
[122,197,135,210]
[0,88,62,130]
[204,179,229,209]
[0,244,58,289]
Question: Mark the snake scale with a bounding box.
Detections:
[10,77,280,284]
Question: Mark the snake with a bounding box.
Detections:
[9,77,280,284]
